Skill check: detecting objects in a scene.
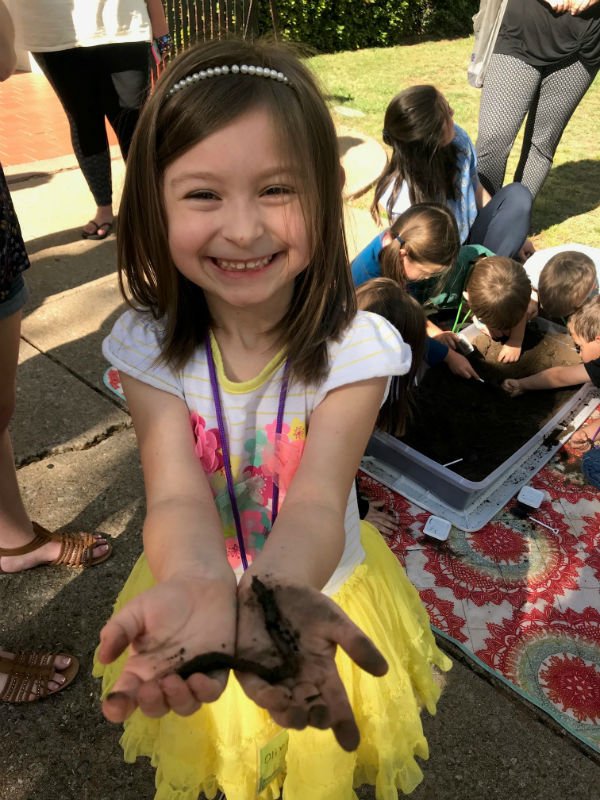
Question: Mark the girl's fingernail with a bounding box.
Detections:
[106,691,129,702]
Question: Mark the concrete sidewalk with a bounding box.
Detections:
[0,152,598,800]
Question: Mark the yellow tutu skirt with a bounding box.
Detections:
[94,522,451,800]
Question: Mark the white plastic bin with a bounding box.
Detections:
[365,318,590,511]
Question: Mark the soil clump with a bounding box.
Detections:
[400,327,582,481]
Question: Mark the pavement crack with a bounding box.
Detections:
[20,334,130,413]
[15,421,132,468]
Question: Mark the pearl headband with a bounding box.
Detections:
[167,64,290,97]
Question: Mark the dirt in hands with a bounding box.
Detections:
[176,577,300,683]
[400,329,582,481]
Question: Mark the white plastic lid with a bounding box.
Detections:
[423,515,452,541]
[517,485,545,509]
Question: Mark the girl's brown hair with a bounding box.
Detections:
[117,38,355,384]
[371,85,458,225]
[378,202,459,287]
[356,278,426,437]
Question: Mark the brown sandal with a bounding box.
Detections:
[0,522,112,571]
[0,651,79,703]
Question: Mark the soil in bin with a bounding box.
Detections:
[400,327,582,481]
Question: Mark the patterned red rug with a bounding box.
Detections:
[358,410,600,755]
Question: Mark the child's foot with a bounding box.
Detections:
[570,421,600,453]
[0,523,111,572]
[0,650,79,703]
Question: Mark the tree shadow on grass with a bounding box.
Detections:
[532,159,600,235]
[324,93,353,104]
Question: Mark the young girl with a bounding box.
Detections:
[351,202,459,291]
[371,84,534,260]
[354,279,427,536]
[95,39,451,800]
[352,203,482,380]
[356,278,427,438]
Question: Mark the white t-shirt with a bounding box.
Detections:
[524,244,600,291]
[103,309,411,595]
[376,125,479,244]
[378,177,412,220]
[14,1,151,52]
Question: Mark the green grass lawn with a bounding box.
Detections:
[309,37,600,250]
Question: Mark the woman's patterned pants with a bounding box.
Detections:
[476,53,597,199]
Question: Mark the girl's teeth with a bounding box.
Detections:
[216,255,272,271]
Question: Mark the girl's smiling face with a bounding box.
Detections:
[162,107,310,322]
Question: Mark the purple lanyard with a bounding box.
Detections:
[206,339,289,571]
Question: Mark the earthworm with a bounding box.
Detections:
[176,577,300,684]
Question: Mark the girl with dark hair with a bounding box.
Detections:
[354,278,427,536]
[356,278,427,438]
[95,38,450,800]
[372,84,534,260]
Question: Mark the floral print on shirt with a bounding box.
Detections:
[190,412,306,570]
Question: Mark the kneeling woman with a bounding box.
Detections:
[372,84,533,261]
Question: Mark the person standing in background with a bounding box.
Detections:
[12,0,170,240]
[476,0,600,201]
[0,0,112,706]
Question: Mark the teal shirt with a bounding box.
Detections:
[425,244,493,309]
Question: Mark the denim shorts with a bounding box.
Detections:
[0,274,28,321]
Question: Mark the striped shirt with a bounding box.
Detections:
[103,309,410,594]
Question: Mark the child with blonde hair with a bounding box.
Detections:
[503,296,600,449]
[351,202,459,288]
[95,38,450,800]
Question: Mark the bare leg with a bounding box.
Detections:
[0,310,110,571]
[0,309,31,539]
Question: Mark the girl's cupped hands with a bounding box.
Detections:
[99,573,237,722]
[234,577,389,752]
[99,572,389,750]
